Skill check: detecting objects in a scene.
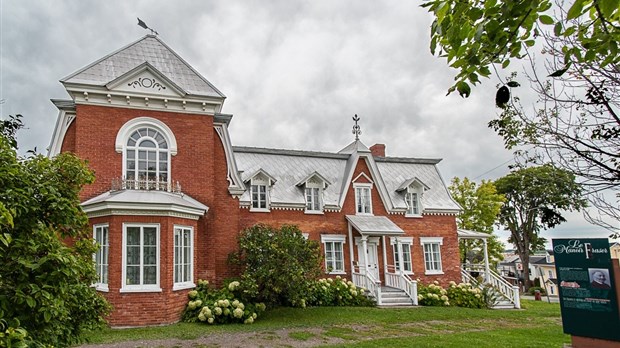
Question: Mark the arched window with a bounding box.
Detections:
[125,127,169,183]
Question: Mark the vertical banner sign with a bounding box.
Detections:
[553,238,620,341]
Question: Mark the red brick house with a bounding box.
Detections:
[48,35,462,326]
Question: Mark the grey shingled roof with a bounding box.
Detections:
[233,145,461,212]
[61,35,225,98]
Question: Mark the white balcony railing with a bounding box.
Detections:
[111,177,182,194]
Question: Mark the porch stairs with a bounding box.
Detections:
[378,286,415,306]
[461,267,521,309]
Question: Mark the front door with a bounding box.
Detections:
[357,239,379,280]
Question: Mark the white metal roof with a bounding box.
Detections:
[346,215,405,235]
[233,144,461,213]
[81,189,208,218]
[61,35,225,98]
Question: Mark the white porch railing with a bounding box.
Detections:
[352,264,382,305]
[462,264,521,309]
[385,265,418,305]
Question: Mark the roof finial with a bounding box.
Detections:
[137,18,159,36]
[352,114,361,141]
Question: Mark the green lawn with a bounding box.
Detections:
[80,300,569,347]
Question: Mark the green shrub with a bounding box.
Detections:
[307,276,375,307]
[229,224,323,307]
[182,279,266,324]
[417,281,489,309]
[0,116,110,347]
[446,281,487,309]
[417,281,450,306]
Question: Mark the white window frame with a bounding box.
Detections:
[250,176,270,212]
[420,237,444,275]
[116,118,177,186]
[304,185,323,214]
[93,224,109,292]
[405,191,422,217]
[173,225,195,291]
[354,183,373,215]
[124,126,170,184]
[321,234,346,274]
[390,237,414,274]
[121,223,161,292]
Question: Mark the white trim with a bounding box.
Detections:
[47,109,76,157]
[173,225,195,291]
[420,237,444,275]
[321,234,346,243]
[353,183,373,215]
[321,234,346,274]
[115,117,178,155]
[390,237,413,274]
[420,237,444,245]
[214,124,245,197]
[352,172,374,184]
[121,223,161,292]
[93,223,109,292]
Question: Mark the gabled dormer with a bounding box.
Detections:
[296,171,331,214]
[397,177,430,217]
[352,172,374,215]
[244,169,276,212]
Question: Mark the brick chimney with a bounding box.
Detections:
[370,143,386,157]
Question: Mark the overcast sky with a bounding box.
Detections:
[0,0,614,247]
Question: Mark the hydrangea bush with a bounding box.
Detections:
[307,276,375,307]
[182,280,266,325]
[417,280,489,309]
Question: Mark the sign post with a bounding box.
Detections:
[553,238,620,343]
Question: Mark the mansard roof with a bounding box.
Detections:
[233,144,460,213]
[61,35,225,98]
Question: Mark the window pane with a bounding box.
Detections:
[143,266,157,284]
[144,228,157,245]
[127,227,140,245]
[126,266,140,285]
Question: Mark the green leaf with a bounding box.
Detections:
[507,81,521,87]
[457,81,471,98]
[502,59,511,68]
[554,22,563,36]
[566,0,585,20]
[26,297,35,308]
[598,0,617,17]
[538,15,554,25]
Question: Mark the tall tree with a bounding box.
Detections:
[449,177,505,265]
[494,165,587,290]
[0,115,110,347]
[423,0,620,233]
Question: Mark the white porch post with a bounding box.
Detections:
[382,236,388,275]
[348,223,355,274]
[361,235,369,277]
[396,237,405,276]
[483,239,490,283]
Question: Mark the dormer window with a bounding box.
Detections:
[406,192,420,215]
[305,187,320,211]
[251,182,268,210]
[296,172,330,214]
[354,184,373,215]
[247,170,276,212]
[397,177,428,217]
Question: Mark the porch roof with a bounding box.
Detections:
[457,229,490,240]
[346,215,404,236]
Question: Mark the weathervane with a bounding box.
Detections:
[137,18,159,36]
[352,114,361,141]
